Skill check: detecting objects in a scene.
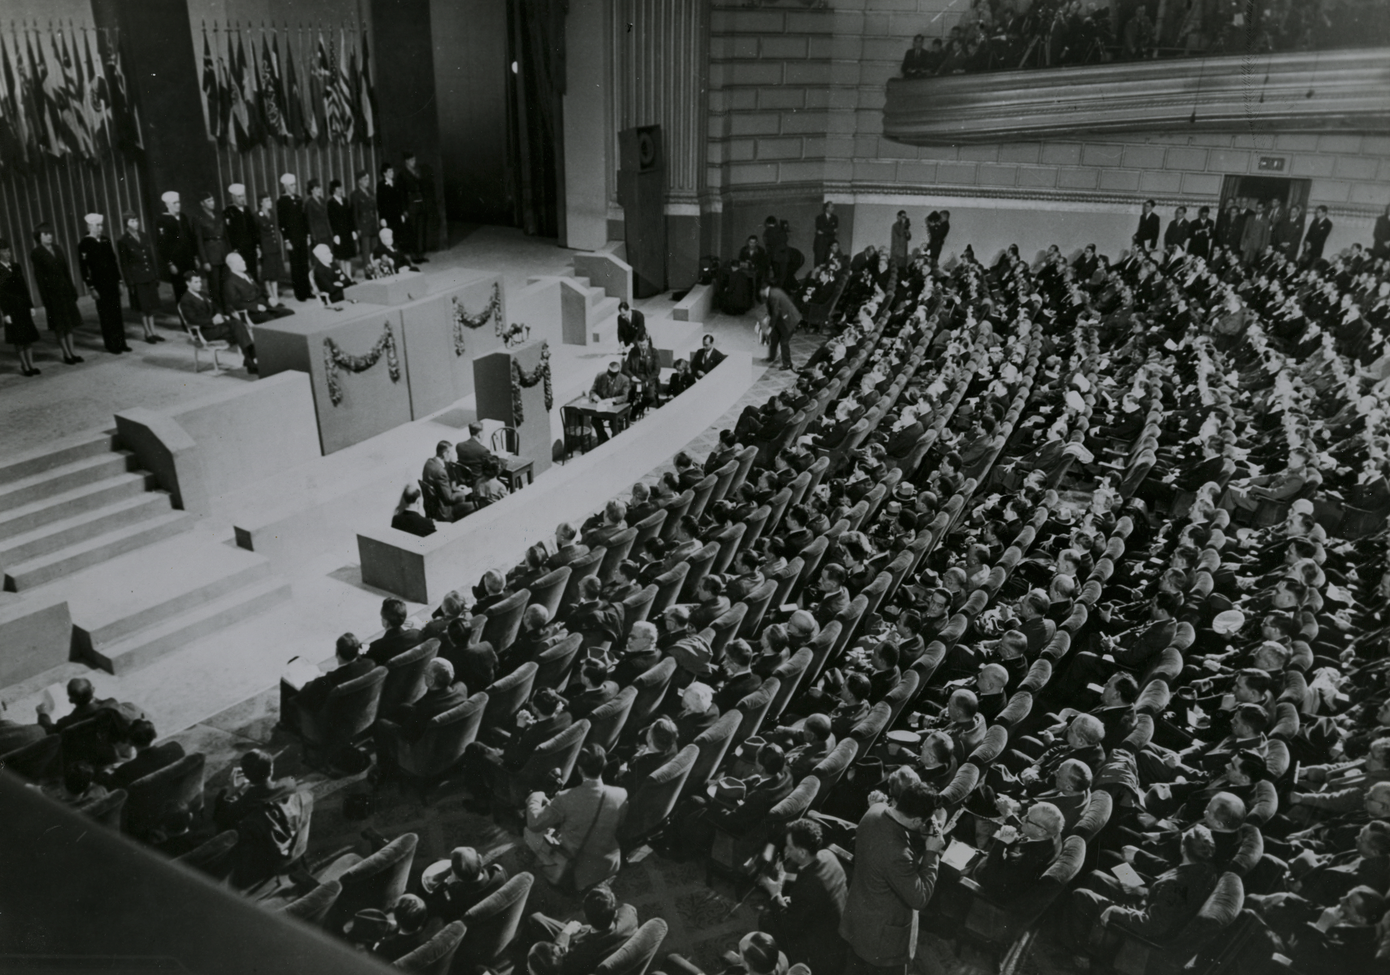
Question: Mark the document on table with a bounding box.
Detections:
[942,839,979,871]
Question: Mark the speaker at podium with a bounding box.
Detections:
[618,125,666,299]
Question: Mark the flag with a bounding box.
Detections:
[357,26,376,143]
[311,31,331,146]
[282,31,306,145]
[12,29,41,164]
[200,26,219,141]
[100,27,142,153]
[83,27,112,154]
[58,25,93,156]
[259,30,289,143]
[215,29,234,149]
[225,29,249,149]
[237,28,264,148]
[335,27,355,143]
[0,30,25,170]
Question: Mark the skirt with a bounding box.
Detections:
[331,237,356,262]
[129,281,161,314]
[259,243,287,284]
[4,307,41,345]
[44,299,82,336]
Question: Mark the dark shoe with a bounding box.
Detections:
[22,368,39,377]
[415,256,429,264]
[73,355,85,363]
[152,333,167,343]
[145,335,159,344]
[245,360,259,375]
[120,344,133,352]
[63,356,79,365]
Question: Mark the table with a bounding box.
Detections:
[564,394,633,444]
[498,453,535,492]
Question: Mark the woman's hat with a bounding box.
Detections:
[1212,609,1246,635]
[344,908,393,942]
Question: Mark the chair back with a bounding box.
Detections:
[621,584,658,630]
[380,638,439,715]
[174,830,239,878]
[418,479,448,521]
[481,662,538,731]
[811,737,858,800]
[327,833,419,930]
[77,787,127,829]
[562,406,593,458]
[1060,603,1088,634]
[597,528,639,584]
[491,427,520,454]
[586,687,639,752]
[843,499,870,533]
[125,753,207,838]
[621,746,698,845]
[1166,873,1245,961]
[709,459,739,505]
[770,775,820,824]
[658,491,695,540]
[787,469,813,508]
[687,473,719,522]
[849,701,891,753]
[804,620,842,688]
[732,678,779,750]
[480,589,531,655]
[939,764,980,807]
[883,670,920,729]
[0,734,62,783]
[767,557,803,609]
[764,487,793,537]
[859,571,892,627]
[1247,779,1278,826]
[794,535,830,600]
[280,880,342,926]
[460,872,535,971]
[651,563,689,615]
[679,542,721,602]
[670,701,734,799]
[397,692,489,778]
[559,549,606,610]
[1140,646,1183,686]
[533,633,584,693]
[965,724,1009,770]
[738,579,778,639]
[1019,658,1052,695]
[499,720,590,805]
[884,550,914,601]
[594,918,669,975]
[526,567,572,621]
[804,454,831,496]
[707,603,747,663]
[304,666,388,753]
[738,505,771,559]
[626,657,677,735]
[1070,790,1113,842]
[709,524,746,576]
[729,446,759,495]
[394,920,467,975]
[831,595,868,661]
[768,647,813,721]
[631,509,667,549]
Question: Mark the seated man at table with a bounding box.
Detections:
[423,440,474,522]
[691,333,727,378]
[455,422,497,482]
[588,361,632,444]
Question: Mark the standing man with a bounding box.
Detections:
[400,151,429,263]
[156,191,197,305]
[1164,205,1190,251]
[1133,199,1160,252]
[1301,205,1332,265]
[224,183,259,283]
[890,210,912,271]
[77,214,130,354]
[840,782,943,975]
[1215,199,1245,254]
[277,174,312,302]
[813,201,838,269]
[524,744,629,891]
[1187,205,1214,260]
[1272,202,1306,260]
[351,169,380,270]
[927,210,951,266]
[192,191,229,311]
[616,300,646,349]
[376,161,405,238]
[1239,199,1271,266]
[759,281,801,371]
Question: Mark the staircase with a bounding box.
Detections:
[0,433,191,591]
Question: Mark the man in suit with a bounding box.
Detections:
[191,191,229,313]
[454,422,497,483]
[526,884,640,975]
[970,801,1064,904]
[224,183,259,282]
[810,563,851,629]
[1164,206,1190,251]
[223,253,292,328]
[712,638,762,712]
[589,361,632,444]
[282,633,377,726]
[814,201,839,267]
[1240,199,1272,266]
[583,499,629,549]
[399,152,431,261]
[376,161,405,236]
[710,742,795,836]
[760,282,801,370]
[391,658,469,737]
[738,236,772,290]
[1133,199,1160,252]
[0,700,47,754]
[548,521,591,569]
[690,576,733,633]
[840,782,943,975]
[1302,205,1333,265]
[351,169,380,268]
[525,744,629,890]
[423,440,474,522]
[690,332,728,378]
[569,660,620,721]
[101,719,186,791]
[1215,199,1244,253]
[1188,206,1214,260]
[178,271,253,367]
[77,214,130,354]
[429,846,510,921]
[277,174,312,301]
[670,679,720,744]
[567,576,626,647]
[157,191,198,304]
[367,599,424,666]
[616,300,646,349]
[1272,203,1307,260]
[761,818,849,973]
[36,677,134,737]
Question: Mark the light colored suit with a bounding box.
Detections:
[525,778,628,890]
[839,803,939,967]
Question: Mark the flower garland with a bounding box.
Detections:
[323,322,401,407]
[451,282,503,356]
[509,341,554,426]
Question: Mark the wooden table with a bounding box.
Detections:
[497,453,535,492]
[565,394,633,441]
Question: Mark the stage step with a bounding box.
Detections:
[0,472,157,542]
[84,576,293,675]
[0,432,118,487]
[3,511,193,591]
[589,295,622,328]
[0,451,137,513]
[590,312,621,347]
[0,492,176,567]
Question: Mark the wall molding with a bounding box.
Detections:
[884,48,1390,145]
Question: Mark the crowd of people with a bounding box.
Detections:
[0,151,433,378]
[899,0,1390,77]
[7,190,1390,974]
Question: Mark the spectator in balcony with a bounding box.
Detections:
[927,210,951,266]
[1133,200,1160,252]
[1240,200,1272,266]
[1164,206,1190,250]
[1188,206,1215,260]
[1301,205,1333,265]
[891,211,912,272]
[902,34,936,78]
[1272,203,1307,260]
[814,201,839,269]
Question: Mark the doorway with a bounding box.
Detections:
[1220,175,1311,213]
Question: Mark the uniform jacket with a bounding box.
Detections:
[305,196,333,244]
[0,258,35,317]
[156,211,197,273]
[118,232,160,286]
[526,778,629,890]
[224,206,259,259]
[352,187,379,239]
[277,194,309,243]
[840,804,939,966]
[78,235,122,291]
[192,207,229,265]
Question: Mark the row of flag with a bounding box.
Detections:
[0,23,143,172]
[201,24,377,151]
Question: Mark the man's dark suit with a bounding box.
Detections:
[764,286,801,368]
[884,420,925,460]
[617,307,646,347]
[1302,216,1333,263]
[568,599,626,645]
[548,541,592,570]
[813,587,851,629]
[276,193,311,300]
[103,741,187,790]
[691,345,727,379]
[1164,218,1190,250]
[295,657,378,714]
[1133,211,1160,250]
[712,768,794,834]
[570,681,620,721]
[674,702,720,745]
[0,719,46,755]
[455,437,495,481]
[394,682,470,739]
[179,289,252,350]
[713,671,762,713]
[502,711,573,771]
[763,848,849,971]
[77,234,127,352]
[367,627,424,667]
[972,835,1060,904]
[157,210,197,302]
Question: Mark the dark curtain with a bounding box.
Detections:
[505,0,567,239]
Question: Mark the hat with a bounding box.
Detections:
[1213,609,1246,635]
[714,775,747,803]
[160,190,180,204]
[84,213,103,225]
[280,172,297,185]
[739,933,782,975]
[227,183,245,195]
[608,360,621,372]
[885,501,902,517]
[344,908,393,942]
[895,481,917,500]
[450,846,483,879]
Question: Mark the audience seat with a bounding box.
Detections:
[620,745,698,849]
[0,734,62,783]
[709,524,746,576]
[731,678,779,750]
[631,509,667,549]
[954,835,1087,968]
[480,663,538,739]
[533,633,584,693]
[848,701,891,753]
[175,829,240,880]
[377,691,488,797]
[738,580,778,639]
[559,550,606,613]
[124,752,207,839]
[763,487,793,538]
[77,787,127,829]
[883,670,921,729]
[595,918,668,975]
[459,872,534,975]
[683,711,742,799]
[939,764,980,809]
[708,460,739,506]
[803,620,842,688]
[394,920,467,975]
[706,604,746,662]
[616,585,658,645]
[526,567,572,622]
[494,719,590,810]
[585,687,638,753]
[711,775,819,876]
[810,738,858,806]
[279,879,342,926]
[380,638,439,716]
[318,832,419,931]
[598,529,639,583]
[767,647,813,721]
[728,446,758,496]
[965,724,1009,770]
[481,590,531,655]
[736,505,771,561]
[766,556,803,609]
[1110,872,1244,975]
[687,473,719,523]
[626,657,677,737]
[650,563,690,616]
[793,535,830,602]
[679,542,720,602]
[658,491,695,541]
[299,666,388,768]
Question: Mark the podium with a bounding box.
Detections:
[474,340,554,479]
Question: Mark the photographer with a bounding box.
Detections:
[759,818,849,973]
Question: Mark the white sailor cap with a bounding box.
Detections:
[280,173,296,185]
[160,191,180,204]
[84,213,104,224]
[227,183,245,195]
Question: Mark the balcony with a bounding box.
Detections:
[882,48,1390,145]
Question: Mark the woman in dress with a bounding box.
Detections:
[29,224,84,365]
[117,213,164,344]
[326,179,357,280]
[255,192,286,303]
[304,178,333,254]
[0,237,42,375]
